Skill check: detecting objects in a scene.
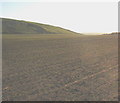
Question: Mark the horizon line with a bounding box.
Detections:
[1,17,117,34]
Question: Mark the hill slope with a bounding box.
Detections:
[2,18,77,34]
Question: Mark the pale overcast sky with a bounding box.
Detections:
[0,2,118,33]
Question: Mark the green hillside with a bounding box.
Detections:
[2,18,78,34]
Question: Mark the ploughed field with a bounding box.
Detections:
[2,34,118,101]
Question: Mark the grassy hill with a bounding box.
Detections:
[2,18,78,34]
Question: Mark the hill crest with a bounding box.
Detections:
[1,18,79,34]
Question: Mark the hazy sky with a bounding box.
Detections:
[0,2,118,33]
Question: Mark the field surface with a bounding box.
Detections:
[2,34,118,101]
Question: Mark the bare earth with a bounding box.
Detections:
[2,34,118,101]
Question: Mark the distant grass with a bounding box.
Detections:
[28,21,77,34]
[2,18,78,34]
[2,34,84,40]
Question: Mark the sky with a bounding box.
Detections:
[0,1,118,34]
